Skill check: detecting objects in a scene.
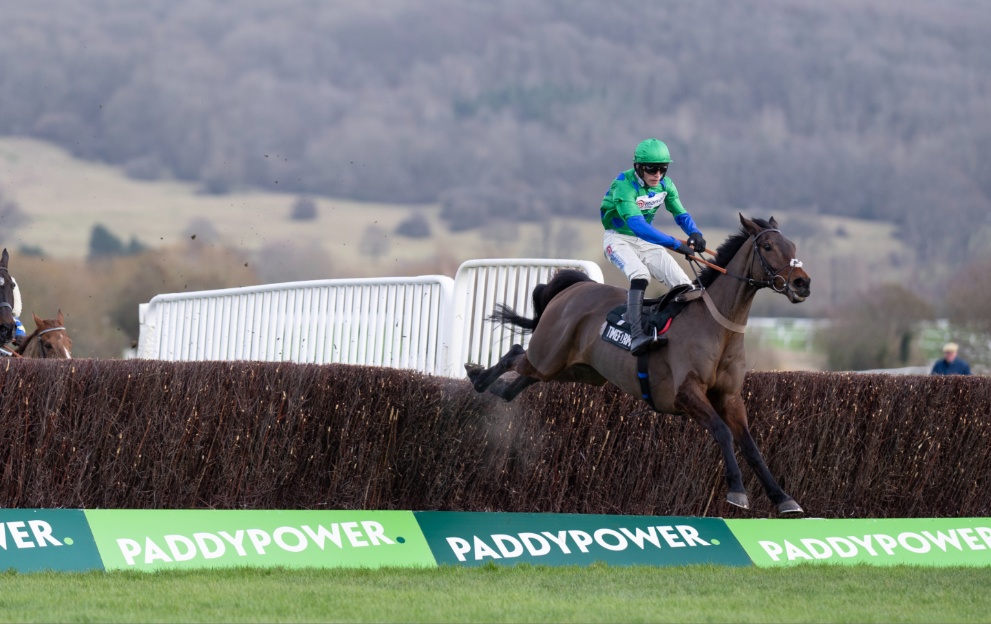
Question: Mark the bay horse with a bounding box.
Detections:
[17,310,72,359]
[466,215,811,515]
[0,249,18,346]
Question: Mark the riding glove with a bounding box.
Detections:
[687,232,707,255]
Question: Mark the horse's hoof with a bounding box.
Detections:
[464,363,482,381]
[726,492,750,509]
[777,500,804,516]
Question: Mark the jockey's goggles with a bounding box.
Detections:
[640,164,668,175]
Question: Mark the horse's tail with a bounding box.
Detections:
[489,269,593,334]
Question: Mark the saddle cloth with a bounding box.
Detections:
[600,284,699,351]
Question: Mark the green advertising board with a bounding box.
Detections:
[7,510,991,573]
[0,509,103,572]
[84,510,436,571]
[726,518,991,567]
[415,512,752,567]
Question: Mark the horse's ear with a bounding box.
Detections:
[769,216,778,228]
[57,309,64,324]
[0,248,7,268]
[33,311,43,326]
[740,213,761,236]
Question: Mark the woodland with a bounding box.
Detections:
[1,0,990,367]
[2,0,989,259]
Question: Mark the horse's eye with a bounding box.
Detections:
[763,243,772,251]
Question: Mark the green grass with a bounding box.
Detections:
[2,564,989,623]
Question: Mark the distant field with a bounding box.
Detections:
[0,136,907,291]
[3,564,989,623]
[0,137,617,281]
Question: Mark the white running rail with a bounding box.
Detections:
[449,258,603,376]
[137,259,604,377]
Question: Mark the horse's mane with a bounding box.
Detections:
[697,217,775,288]
[490,269,592,333]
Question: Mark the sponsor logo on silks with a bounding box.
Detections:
[726,518,991,567]
[414,512,752,567]
[0,509,104,572]
[635,192,666,212]
[84,510,436,571]
[605,245,627,271]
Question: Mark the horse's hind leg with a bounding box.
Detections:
[717,393,803,515]
[465,344,533,398]
[487,373,540,401]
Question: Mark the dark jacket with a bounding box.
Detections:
[931,358,972,375]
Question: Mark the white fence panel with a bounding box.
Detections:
[137,258,604,377]
[138,276,455,375]
[447,259,604,377]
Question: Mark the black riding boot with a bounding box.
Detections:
[626,287,654,356]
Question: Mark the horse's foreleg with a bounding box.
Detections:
[675,374,749,509]
[465,344,532,398]
[719,394,803,515]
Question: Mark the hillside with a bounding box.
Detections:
[1,135,933,367]
[1,0,989,273]
[0,137,604,278]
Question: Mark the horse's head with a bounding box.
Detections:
[24,310,72,359]
[0,249,17,345]
[740,215,811,303]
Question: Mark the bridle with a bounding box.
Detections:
[680,228,806,334]
[0,270,15,341]
[746,229,805,295]
[0,269,25,356]
[687,228,804,295]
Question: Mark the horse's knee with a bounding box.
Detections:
[500,343,525,364]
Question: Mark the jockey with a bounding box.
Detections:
[600,138,707,355]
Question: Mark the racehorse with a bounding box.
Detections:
[0,249,18,346]
[17,310,72,359]
[466,215,811,515]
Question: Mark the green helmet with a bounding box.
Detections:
[634,138,672,164]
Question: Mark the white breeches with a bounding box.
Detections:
[603,230,691,287]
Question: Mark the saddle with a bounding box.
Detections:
[601,284,701,351]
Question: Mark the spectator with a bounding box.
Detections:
[931,342,972,375]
